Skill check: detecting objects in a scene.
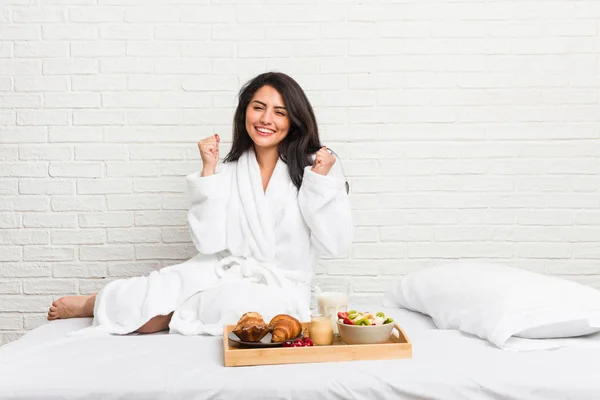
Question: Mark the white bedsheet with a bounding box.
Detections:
[0,307,599,400]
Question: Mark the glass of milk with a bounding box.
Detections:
[315,283,349,336]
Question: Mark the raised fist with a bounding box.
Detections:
[311,146,336,176]
[197,134,220,176]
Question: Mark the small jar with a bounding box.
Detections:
[308,313,334,346]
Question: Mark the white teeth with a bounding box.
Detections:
[256,127,275,134]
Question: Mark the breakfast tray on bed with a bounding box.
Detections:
[223,322,412,367]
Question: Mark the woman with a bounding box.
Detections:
[47,72,353,336]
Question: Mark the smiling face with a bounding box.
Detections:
[245,85,290,151]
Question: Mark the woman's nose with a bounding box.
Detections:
[259,111,272,124]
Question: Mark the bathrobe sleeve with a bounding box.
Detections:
[298,157,353,257]
[186,163,232,254]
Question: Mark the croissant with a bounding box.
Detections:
[232,312,270,342]
[269,314,302,343]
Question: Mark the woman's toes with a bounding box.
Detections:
[47,305,58,320]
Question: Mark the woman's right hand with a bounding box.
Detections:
[198,134,220,176]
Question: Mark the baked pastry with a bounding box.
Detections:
[232,312,270,342]
[269,314,302,343]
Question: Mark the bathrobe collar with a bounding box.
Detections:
[237,148,295,262]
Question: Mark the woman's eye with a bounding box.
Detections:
[276,112,285,116]
[254,106,263,111]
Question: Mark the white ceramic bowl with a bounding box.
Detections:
[337,321,394,344]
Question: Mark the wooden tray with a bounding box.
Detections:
[223,322,412,367]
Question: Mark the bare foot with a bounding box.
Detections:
[47,295,95,321]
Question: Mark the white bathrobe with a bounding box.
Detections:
[75,148,352,336]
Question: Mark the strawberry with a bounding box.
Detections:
[337,311,348,319]
[343,317,354,325]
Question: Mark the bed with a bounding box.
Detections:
[1,307,599,400]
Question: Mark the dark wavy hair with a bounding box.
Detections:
[223,72,322,190]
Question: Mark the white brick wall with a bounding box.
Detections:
[1,0,599,345]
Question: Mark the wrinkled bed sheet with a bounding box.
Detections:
[0,307,598,400]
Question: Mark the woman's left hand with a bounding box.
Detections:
[311,146,336,176]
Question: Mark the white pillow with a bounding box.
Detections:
[383,262,600,350]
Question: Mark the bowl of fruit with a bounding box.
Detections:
[337,310,395,345]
